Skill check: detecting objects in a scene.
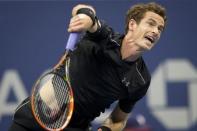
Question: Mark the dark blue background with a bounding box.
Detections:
[0,0,196,131]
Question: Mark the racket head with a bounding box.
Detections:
[31,66,74,131]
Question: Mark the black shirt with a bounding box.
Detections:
[11,22,151,131]
[68,21,151,128]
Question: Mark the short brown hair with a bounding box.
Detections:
[125,2,167,33]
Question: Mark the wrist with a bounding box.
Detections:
[76,8,96,27]
[88,18,101,33]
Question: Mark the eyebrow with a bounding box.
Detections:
[148,18,157,24]
[148,18,164,31]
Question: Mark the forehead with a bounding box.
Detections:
[142,11,165,26]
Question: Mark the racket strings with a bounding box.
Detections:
[33,74,71,129]
[51,75,70,128]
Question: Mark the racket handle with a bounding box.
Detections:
[65,33,80,51]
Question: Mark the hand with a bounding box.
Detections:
[68,4,98,33]
[68,14,94,32]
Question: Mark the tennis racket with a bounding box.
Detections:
[31,33,79,131]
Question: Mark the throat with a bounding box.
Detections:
[121,49,141,62]
[121,39,142,62]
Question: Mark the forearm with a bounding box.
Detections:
[101,105,130,131]
[111,104,129,122]
[85,21,111,41]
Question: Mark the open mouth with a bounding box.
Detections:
[144,36,155,44]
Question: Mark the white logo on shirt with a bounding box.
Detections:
[122,77,130,87]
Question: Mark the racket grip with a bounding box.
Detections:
[65,33,80,51]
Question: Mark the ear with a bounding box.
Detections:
[128,19,137,31]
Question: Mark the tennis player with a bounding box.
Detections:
[9,2,166,131]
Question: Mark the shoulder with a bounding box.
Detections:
[129,58,151,98]
[135,57,151,85]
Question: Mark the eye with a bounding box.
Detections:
[158,26,164,33]
[147,21,155,26]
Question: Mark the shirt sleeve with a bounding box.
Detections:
[118,98,135,113]
[79,20,121,64]
[118,59,151,113]
[83,20,114,43]
[118,81,150,113]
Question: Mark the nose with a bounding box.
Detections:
[152,26,160,35]
[151,27,160,40]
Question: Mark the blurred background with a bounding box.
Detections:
[0,0,196,131]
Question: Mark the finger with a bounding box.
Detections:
[68,15,87,28]
[70,14,86,23]
[69,20,82,28]
[68,17,82,32]
[69,16,80,24]
[68,25,85,32]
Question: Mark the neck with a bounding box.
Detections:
[121,35,143,62]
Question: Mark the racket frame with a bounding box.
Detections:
[31,56,74,131]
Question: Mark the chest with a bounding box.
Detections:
[69,53,128,100]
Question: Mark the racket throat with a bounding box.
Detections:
[54,50,71,69]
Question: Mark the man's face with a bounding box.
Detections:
[130,11,165,51]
